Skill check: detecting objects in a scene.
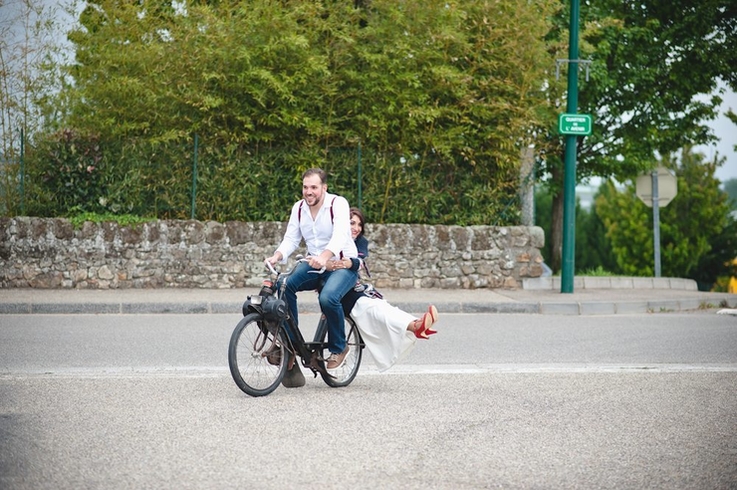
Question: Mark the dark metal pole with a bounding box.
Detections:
[20,127,25,215]
[357,142,362,209]
[191,134,198,220]
[651,170,661,277]
[561,0,581,293]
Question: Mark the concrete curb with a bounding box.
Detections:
[522,276,699,291]
[1,295,733,316]
[1,277,735,316]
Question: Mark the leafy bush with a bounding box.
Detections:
[578,266,617,277]
[595,150,733,284]
[22,133,522,225]
[67,211,155,229]
[25,129,106,216]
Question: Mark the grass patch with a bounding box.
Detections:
[67,212,155,229]
[551,266,619,277]
[576,266,617,277]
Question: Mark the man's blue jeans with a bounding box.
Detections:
[280,261,358,354]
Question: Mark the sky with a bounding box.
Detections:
[694,86,737,184]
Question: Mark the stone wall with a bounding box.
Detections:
[0,217,545,289]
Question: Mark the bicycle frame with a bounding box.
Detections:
[230,258,365,395]
[242,259,359,376]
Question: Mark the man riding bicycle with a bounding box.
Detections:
[265,168,358,381]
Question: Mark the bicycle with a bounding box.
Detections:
[228,258,365,397]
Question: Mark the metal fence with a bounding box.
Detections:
[0,130,525,226]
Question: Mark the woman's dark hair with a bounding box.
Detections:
[350,207,365,238]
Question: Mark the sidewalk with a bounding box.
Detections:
[1,277,735,315]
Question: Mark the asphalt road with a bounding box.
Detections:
[1,312,736,489]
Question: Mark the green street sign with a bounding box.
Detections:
[558,113,592,136]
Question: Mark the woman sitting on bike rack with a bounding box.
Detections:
[325,208,439,372]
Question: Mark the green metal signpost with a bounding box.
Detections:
[560,0,585,294]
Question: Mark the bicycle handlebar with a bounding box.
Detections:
[264,260,278,276]
[263,255,325,277]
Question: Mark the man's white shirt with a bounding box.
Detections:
[275,193,358,262]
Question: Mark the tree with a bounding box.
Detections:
[540,0,737,272]
[575,193,617,273]
[29,0,557,223]
[691,213,737,291]
[723,178,737,210]
[595,148,732,282]
[0,0,69,213]
[534,185,616,273]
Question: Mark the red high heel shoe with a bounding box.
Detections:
[413,311,438,339]
[425,305,438,336]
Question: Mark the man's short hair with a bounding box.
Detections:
[303,168,327,184]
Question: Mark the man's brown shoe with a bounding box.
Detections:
[326,347,349,369]
[281,360,305,388]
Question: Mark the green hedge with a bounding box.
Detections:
[15,131,521,226]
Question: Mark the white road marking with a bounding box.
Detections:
[3,363,737,378]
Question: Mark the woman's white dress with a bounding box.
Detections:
[350,296,416,372]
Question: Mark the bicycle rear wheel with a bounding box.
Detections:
[228,313,287,397]
[318,317,363,388]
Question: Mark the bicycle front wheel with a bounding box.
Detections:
[228,313,287,397]
[318,317,363,388]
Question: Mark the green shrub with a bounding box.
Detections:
[578,266,616,277]
[25,129,107,216]
[67,210,155,229]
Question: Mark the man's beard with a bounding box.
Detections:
[305,193,322,206]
